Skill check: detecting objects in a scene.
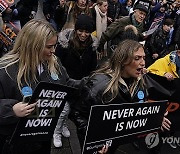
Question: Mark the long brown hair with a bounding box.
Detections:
[94,40,143,101]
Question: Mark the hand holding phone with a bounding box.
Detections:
[22,95,32,103]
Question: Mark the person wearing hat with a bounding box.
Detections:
[97,3,148,53]
[53,14,98,148]
[55,14,97,80]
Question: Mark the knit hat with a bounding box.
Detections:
[134,4,149,14]
[75,14,94,33]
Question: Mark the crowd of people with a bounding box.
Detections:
[0,0,180,153]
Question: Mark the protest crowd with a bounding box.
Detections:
[0,0,180,154]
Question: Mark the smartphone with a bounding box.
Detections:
[22,95,32,103]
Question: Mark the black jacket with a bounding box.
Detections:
[55,29,98,80]
[149,27,169,55]
[0,60,79,153]
[70,74,147,147]
[0,61,77,135]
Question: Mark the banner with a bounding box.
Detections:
[144,73,180,131]
[10,82,78,143]
[82,101,167,154]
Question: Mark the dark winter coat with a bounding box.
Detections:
[147,27,169,56]
[70,74,147,147]
[0,60,77,153]
[98,14,145,48]
[55,29,98,80]
[107,0,122,22]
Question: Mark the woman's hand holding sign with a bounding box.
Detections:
[13,102,36,117]
[98,145,108,154]
[161,111,171,131]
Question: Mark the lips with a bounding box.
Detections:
[136,68,143,74]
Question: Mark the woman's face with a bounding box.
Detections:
[122,47,145,78]
[42,35,57,61]
[98,2,108,13]
[127,0,132,6]
[78,0,87,7]
[76,29,90,42]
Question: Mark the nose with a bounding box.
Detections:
[167,26,171,31]
[141,14,145,19]
[51,46,56,53]
[81,32,86,37]
[140,58,145,67]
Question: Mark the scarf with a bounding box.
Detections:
[94,5,107,40]
[95,5,107,49]
[131,14,143,32]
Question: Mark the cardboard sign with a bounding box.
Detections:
[82,100,167,154]
[10,82,78,143]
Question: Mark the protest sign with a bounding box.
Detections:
[0,0,8,13]
[0,22,19,53]
[10,82,78,143]
[144,73,180,131]
[82,100,167,154]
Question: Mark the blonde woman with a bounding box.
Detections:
[0,19,76,154]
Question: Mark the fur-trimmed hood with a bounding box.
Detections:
[58,29,99,51]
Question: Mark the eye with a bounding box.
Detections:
[46,46,52,49]
[134,56,140,60]
[134,56,145,60]
[46,43,57,49]
[78,29,84,32]
[85,30,90,34]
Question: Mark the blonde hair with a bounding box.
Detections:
[0,19,59,90]
[94,40,143,101]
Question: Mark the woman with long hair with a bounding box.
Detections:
[0,19,76,154]
[71,39,171,153]
[54,14,97,148]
